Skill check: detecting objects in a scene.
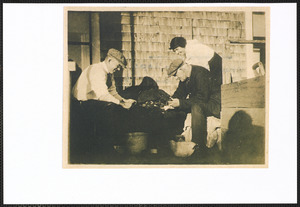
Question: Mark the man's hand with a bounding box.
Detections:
[120,100,131,109]
[120,99,136,109]
[125,99,136,105]
[163,105,174,111]
[167,98,180,108]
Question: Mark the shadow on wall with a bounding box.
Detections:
[222,110,265,164]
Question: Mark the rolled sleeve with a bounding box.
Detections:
[108,75,124,101]
[89,66,120,104]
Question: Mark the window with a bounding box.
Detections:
[68,12,91,70]
[252,12,266,67]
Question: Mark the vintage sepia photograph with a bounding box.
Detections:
[4,2,297,204]
[63,7,269,167]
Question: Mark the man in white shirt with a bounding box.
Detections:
[169,37,222,88]
[73,48,135,107]
[72,48,135,152]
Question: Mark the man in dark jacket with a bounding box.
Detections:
[167,59,221,151]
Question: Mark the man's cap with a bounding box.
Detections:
[167,59,184,77]
[107,48,127,68]
[169,37,187,50]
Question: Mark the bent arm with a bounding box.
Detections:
[89,68,120,104]
[177,72,210,111]
[108,74,123,101]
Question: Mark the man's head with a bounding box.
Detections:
[105,48,127,73]
[169,37,187,57]
[167,59,191,82]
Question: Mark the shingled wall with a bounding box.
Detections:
[120,11,246,95]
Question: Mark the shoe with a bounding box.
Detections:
[190,145,209,160]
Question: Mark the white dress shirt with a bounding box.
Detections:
[72,61,123,104]
[185,39,215,71]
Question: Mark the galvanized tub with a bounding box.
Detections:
[126,132,148,155]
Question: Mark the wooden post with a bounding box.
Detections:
[191,18,194,39]
[91,12,101,64]
[245,10,255,79]
[130,12,136,86]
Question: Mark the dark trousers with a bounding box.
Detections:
[79,100,129,148]
[190,52,222,148]
[191,98,221,148]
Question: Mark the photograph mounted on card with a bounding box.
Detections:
[63,6,269,168]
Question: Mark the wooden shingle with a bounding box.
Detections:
[121,32,131,42]
[121,15,130,24]
[121,25,131,33]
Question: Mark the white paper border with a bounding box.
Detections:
[3,3,297,204]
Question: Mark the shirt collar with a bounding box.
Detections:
[102,61,109,73]
[187,64,192,78]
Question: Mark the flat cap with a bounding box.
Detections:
[107,48,127,68]
[167,59,184,77]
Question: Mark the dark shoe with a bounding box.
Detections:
[191,145,222,164]
[188,146,209,162]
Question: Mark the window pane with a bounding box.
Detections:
[253,13,265,37]
[68,12,90,42]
